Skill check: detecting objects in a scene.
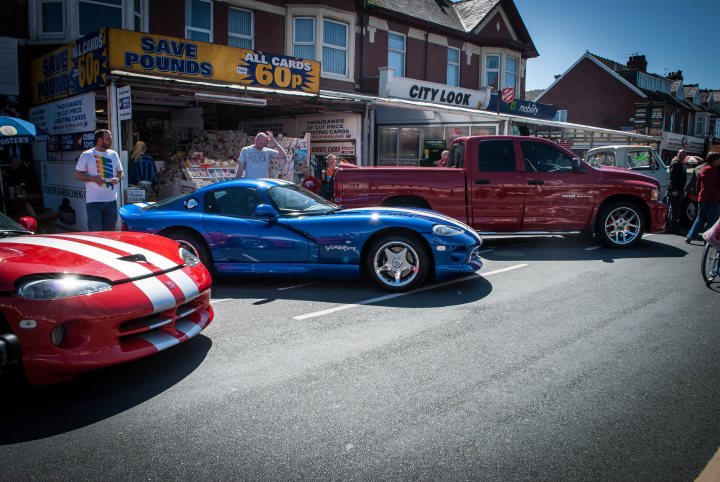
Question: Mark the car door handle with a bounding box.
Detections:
[527,180,544,185]
[475,179,491,185]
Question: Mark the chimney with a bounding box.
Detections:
[667,70,683,81]
[627,55,647,72]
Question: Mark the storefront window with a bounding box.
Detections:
[422,126,444,140]
[388,32,405,77]
[228,7,253,49]
[79,0,122,35]
[293,17,315,59]
[447,47,460,87]
[379,127,398,162]
[399,128,420,160]
[39,0,65,38]
[471,126,496,136]
[485,54,499,90]
[185,0,212,42]
[322,20,347,76]
[504,56,518,90]
[445,126,469,146]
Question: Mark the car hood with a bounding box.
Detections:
[0,232,184,291]
[597,167,660,187]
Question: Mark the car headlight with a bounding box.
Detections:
[17,277,112,300]
[650,188,659,201]
[432,224,465,236]
[180,247,200,267]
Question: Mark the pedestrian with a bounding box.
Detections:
[437,150,449,168]
[128,140,157,188]
[74,129,123,231]
[235,131,287,179]
[319,154,338,200]
[686,151,720,244]
[667,149,687,234]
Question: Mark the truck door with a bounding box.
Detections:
[468,138,525,231]
[520,140,596,231]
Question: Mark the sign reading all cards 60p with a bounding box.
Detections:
[235,50,320,94]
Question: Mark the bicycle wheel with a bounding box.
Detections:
[701,243,720,285]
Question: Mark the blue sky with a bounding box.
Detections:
[513,0,719,91]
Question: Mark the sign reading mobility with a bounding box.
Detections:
[486,94,558,120]
[31,29,108,104]
[108,29,320,93]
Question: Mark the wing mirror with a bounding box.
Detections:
[18,216,38,233]
[254,204,278,222]
[184,198,199,210]
[571,157,584,172]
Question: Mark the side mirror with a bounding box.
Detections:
[571,157,583,172]
[18,216,38,233]
[254,204,278,222]
[184,198,199,210]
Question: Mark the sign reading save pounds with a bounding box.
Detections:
[108,29,320,94]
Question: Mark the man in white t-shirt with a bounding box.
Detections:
[236,131,287,179]
[74,129,124,231]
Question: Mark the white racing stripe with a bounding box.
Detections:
[9,236,176,313]
[66,234,200,301]
[293,263,528,320]
[140,331,180,351]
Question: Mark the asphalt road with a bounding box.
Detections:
[1,232,719,481]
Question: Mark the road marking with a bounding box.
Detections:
[696,447,720,482]
[293,264,528,320]
[277,281,320,291]
[585,245,603,251]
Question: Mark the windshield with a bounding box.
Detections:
[266,184,338,215]
[0,211,29,235]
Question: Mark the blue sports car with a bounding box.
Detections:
[119,179,483,291]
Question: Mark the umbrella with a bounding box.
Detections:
[0,116,50,145]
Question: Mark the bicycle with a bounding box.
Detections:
[701,241,720,285]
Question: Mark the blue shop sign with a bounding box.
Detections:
[486,94,558,120]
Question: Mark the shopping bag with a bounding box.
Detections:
[702,216,720,249]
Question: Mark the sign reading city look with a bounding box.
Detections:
[31,29,108,105]
[380,70,491,110]
[108,29,320,93]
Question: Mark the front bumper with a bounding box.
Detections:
[648,200,668,233]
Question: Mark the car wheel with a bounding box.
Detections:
[365,234,429,291]
[597,202,644,248]
[167,230,212,271]
[682,198,697,226]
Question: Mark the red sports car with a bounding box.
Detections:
[0,213,213,385]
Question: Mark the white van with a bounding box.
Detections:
[584,145,669,199]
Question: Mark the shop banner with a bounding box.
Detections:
[29,93,96,135]
[380,67,491,110]
[311,142,356,156]
[132,91,190,107]
[298,114,360,141]
[108,29,320,94]
[660,131,704,154]
[31,29,108,105]
[118,85,132,120]
[486,94,558,120]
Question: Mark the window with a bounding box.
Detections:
[696,115,705,136]
[228,7,253,49]
[449,142,464,168]
[388,32,405,77]
[521,141,574,173]
[322,19,347,76]
[205,188,262,218]
[554,110,567,122]
[447,47,460,86]
[504,56,518,90]
[186,0,212,42]
[485,54,500,90]
[378,127,420,166]
[38,0,65,38]
[79,0,122,35]
[478,140,516,172]
[626,150,652,169]
[293,17,315,59]
[587,152,616,167]
[670,114,675,132]
[132,0,145,31]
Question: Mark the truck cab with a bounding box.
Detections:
[584,145,668,199]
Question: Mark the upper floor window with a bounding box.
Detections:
[228,7,253,49]
[38,0,65,39]
[293,17,315,59]
[504,56,518,90]
[186,0,212,42]
[322,19,347,76]
[670,113,675,132]
[132,0,146,31]
[388,32,405,77]
[447,47,460,87]
[79,0,123,35]
[696,115,705,136]
[485,54,500,90]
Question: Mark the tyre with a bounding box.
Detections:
[596,201,644,248]
[681,198,697,227]
[701,243,720,285]
[365,233,429,291]
[166,230,213,271]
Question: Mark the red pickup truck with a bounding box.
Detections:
[334,136,667,248]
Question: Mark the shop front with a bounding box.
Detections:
[659,131,705,163]
[29,27,369,230]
